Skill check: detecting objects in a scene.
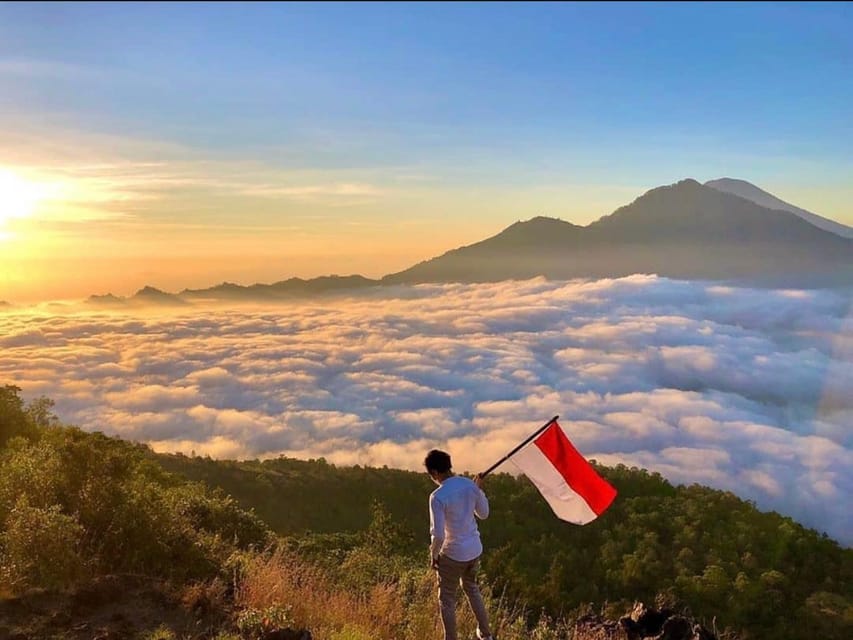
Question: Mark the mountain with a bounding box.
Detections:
[85,293,126,307]
[130,286,187,306]
[180,274,379,301]
[0,301,11,309]
[383,179,853,287]
[706,177,853,239]
[86,289,186,307]
[69,177,853,305]
[78,276,379,307]
[382,215,587,284]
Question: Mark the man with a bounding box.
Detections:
[425,449,495,640]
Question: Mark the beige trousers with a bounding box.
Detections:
[436,554,492,640]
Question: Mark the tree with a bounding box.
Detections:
[0,385,33,447]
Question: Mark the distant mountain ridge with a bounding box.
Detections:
[180,274,378,301]
[86,275,381,306]
[87,286,187,307]
[77,178,853,305]
[705,177,853,239]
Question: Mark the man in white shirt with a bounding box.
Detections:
[425,449,494,640]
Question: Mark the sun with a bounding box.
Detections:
[0,168,49,224]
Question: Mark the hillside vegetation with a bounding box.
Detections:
[1,385,851,639]
[156,449,853,639]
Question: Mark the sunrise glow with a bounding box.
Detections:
[0,6,850,637]
[0,168,52,225]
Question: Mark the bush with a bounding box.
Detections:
[0,496,84,590]
[0,435,64,523]
[0,386,272,594]
[0,385,36,447]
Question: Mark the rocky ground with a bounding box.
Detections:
[0,575,225,640]
[574,602,727,640]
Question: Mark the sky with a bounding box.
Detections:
[0,2,852,301]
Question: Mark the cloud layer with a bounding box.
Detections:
[1,276,850,543]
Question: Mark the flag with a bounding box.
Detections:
[508,420,616,524]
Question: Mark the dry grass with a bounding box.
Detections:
[179,577,229,618]
[234,547,409,639]
[232,546,570,640]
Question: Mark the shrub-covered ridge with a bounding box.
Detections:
[1,384,851,639]
[0,385,271,592]
[157,438,853,639]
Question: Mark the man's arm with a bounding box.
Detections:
[429,493,445,565]
[474,473,489,519]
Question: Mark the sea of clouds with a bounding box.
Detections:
[1,275,850,543]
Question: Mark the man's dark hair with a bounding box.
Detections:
[424,449,452,474]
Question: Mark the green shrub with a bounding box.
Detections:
[0,386,272,593]
[0,385,36,447]
[0,496,84,590]
[0,435,64,523]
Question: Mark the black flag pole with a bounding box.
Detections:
[479,415,559,478]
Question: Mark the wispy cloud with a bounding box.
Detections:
[1,276,850,543]
[240,182,386,203]
[0,57,104,80]
[1,117,392,225]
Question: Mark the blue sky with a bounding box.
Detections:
[0,2,851,299]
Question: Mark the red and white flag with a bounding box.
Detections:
[509,420,616,524]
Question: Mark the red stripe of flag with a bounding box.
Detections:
[534,421,617,515]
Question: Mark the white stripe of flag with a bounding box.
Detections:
[509,420,617,524]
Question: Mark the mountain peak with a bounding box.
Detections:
[597,178,704,220]
[500,215,574,231]
[487,215,582,245]
[674,177,702,188]
[135,286,168,296]
[524,215,566,224]
[131,286,187,306]
[589,177,849,244]
[705,178,853,239]
[86,293,125,306]
[706,177,751,188]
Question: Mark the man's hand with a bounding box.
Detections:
[474,473,485,490]
[431,554,440,571]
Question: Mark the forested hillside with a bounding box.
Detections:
[156,443,853,639]
[1,385,850,639]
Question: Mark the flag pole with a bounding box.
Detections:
[479,415,559,478]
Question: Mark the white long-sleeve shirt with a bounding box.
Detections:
[429,475,490,562]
